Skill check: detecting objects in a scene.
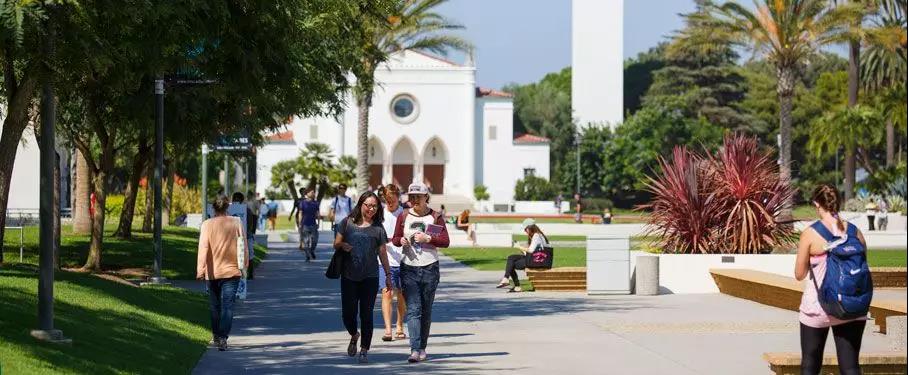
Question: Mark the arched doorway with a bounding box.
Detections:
[368,138,386,190]
[421,138,447,194]
[391,138,416,189]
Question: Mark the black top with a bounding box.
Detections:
[339,218,387,281]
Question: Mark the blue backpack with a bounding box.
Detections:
[808,221,873,320]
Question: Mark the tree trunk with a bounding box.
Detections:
[355,94,372,190]
[886,118,895,167]
[843,40,860,200]
[114,143,149,239]
[0,74,38,263]
[54,151,61,269]
[73,148,92,234]
[142,161,153,233]
[82,144,115,272]
[844,145,857,200]
[776,65,796,221]
[164,169,174,226]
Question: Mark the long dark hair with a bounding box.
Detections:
[349,191,384,226]
[525,224,549,246]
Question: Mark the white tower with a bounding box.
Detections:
[572,0,624,128]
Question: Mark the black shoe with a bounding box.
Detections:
[347,333,359,357]
[217,338,228,351]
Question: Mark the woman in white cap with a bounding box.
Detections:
[391,182,450,363]
[496,218,549,292]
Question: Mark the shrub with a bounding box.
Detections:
[843,197,868,212]
[642,134,796,254]
[514,176,557,201]
[104,195,125,221]
[888,196,906,214]
[473,185,489,201]
[171,185,201,224]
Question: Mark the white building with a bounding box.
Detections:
[257,50,551,209]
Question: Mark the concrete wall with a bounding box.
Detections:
[6,126,40,210]
[513,201,570,214]
[653,254,797,294]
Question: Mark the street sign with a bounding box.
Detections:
[212,130,253,152]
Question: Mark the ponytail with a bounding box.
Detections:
[812,184,845,232]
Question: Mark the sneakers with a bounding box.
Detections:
[358,349,369,363]
[508,286,522,293]
[418,350,428,362]
[496,277,510,288]
[347,333,360,357]
[408,350,420,363]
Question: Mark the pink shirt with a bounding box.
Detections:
[798,253,866,328]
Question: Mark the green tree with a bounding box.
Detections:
[686,0,862,216]
[351,0,472,189]
[624,45,666,115]
[809,105,885,176]
[557,125,612,197]
[514,175,558,201]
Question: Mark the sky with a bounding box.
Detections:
[436,0,697,90]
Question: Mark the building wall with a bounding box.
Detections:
[572,0,623,127]
[6,127,40,210]
[256,143,299,198]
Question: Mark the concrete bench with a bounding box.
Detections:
[446,224,512,247]
[710,269,907,333]
[526,267,586,291]
[872,267,907,288]
[763,352,907,374]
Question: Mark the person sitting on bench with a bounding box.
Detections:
[456,210,477,247]
[496,218,549,293]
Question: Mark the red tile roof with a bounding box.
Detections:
[266,131,294,143]
[476,87,514,98]
[513,133,550,144]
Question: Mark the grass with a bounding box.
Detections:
[3,224,267,280]
[867,250,907,268]
[1,223,269,374]
[0,264,210,374]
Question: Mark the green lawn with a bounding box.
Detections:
[0,264,210,374]
[3,225,267,280]
[867,250,907,268]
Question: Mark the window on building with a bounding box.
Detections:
[390,94,419,124]
[489,125,497,140]
[310,124,318,139]
[523,168,536,177]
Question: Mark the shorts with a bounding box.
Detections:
[378,266,402,291]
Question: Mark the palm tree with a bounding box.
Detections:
[351,0,472,190]
[861,0,907,166]
[298,143,336,200]
[809,105,885,173]
[683,0,861,218]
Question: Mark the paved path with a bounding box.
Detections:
[193,233,896,374]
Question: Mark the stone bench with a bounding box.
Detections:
[526,267,586,291]
[763,352,907,374]
[710,269,907,333]
[872,267,907,288]
[446,224,512,247]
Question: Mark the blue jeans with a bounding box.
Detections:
[301,225,318,258]
[401,262,440,351]
[207,277,240,339]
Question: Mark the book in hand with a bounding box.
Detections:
[425,223,444,236]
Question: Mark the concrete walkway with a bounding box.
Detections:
[193,233,896,374]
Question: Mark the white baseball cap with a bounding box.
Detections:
[521,218,536,230]
[407,182,430,196]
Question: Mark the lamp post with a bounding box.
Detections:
[575,129,581,196]
[146,79,167,285]
[201,144,208,219]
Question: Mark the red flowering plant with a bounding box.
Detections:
[641,134,796,254]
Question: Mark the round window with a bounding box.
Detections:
[390,94,419,124]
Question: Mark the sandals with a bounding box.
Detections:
[508,286,523,293]
[395,331,407,340]
[382,333,393,342]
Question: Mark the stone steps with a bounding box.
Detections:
[527,267,587,292]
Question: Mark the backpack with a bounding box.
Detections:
[808,221,873,320]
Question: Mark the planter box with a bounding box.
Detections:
[513,201,570,214]
[654,253,796,294]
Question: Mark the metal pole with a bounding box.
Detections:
[201,144,208,219]
[224,157,230,196]
[244,159,249,195]
[575,129,581,196]
[151,79,165,283]
[37,81,55,331]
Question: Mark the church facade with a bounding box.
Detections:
[257,50,551,206]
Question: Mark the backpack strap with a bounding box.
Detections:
[810,221,837,242]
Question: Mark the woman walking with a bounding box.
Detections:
[392,182,450,363]
[795,184,870,375]
[334,191,393,363]
[197,195,248,351]
[379,184,407,342]
[496,218,549,292]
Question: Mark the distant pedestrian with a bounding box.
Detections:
[257,198,268,231]
[197,195,248,351]
[329,184,353,236]
[288,187,306,225]
[795,185,870,375]
[876,197,889,231]
[392,182,450,363]
[266,197,279,231]
[573,193,583,223]
[334,191,392,364]
[246,191,261,233]
[296,188,320,261]
[865,201,878,231]
[602,207,613,225]
[554,193,563,213]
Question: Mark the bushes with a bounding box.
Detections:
[473,185,489,201]
[171,185,201,224]
[514,176,557,201]
[104,195,125,222]
[642,134,796,254]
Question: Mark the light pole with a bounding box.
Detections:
[201,144,208,219]
[146,79,167,285]
[31,8,70,344]
[575,129,581,196]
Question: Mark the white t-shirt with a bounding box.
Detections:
[332,195,353,224]
[528,233,549,253]
[382,206,404,267]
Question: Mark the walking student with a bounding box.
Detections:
[329,183,353,236]
[231,192,256,279]
[197,195,248,351]
[379,184,407,342]
[296,188,320,261]
[497,218,549,292]
[392,182,450,363]
[334,191,393,364]
[795,184,870,375]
